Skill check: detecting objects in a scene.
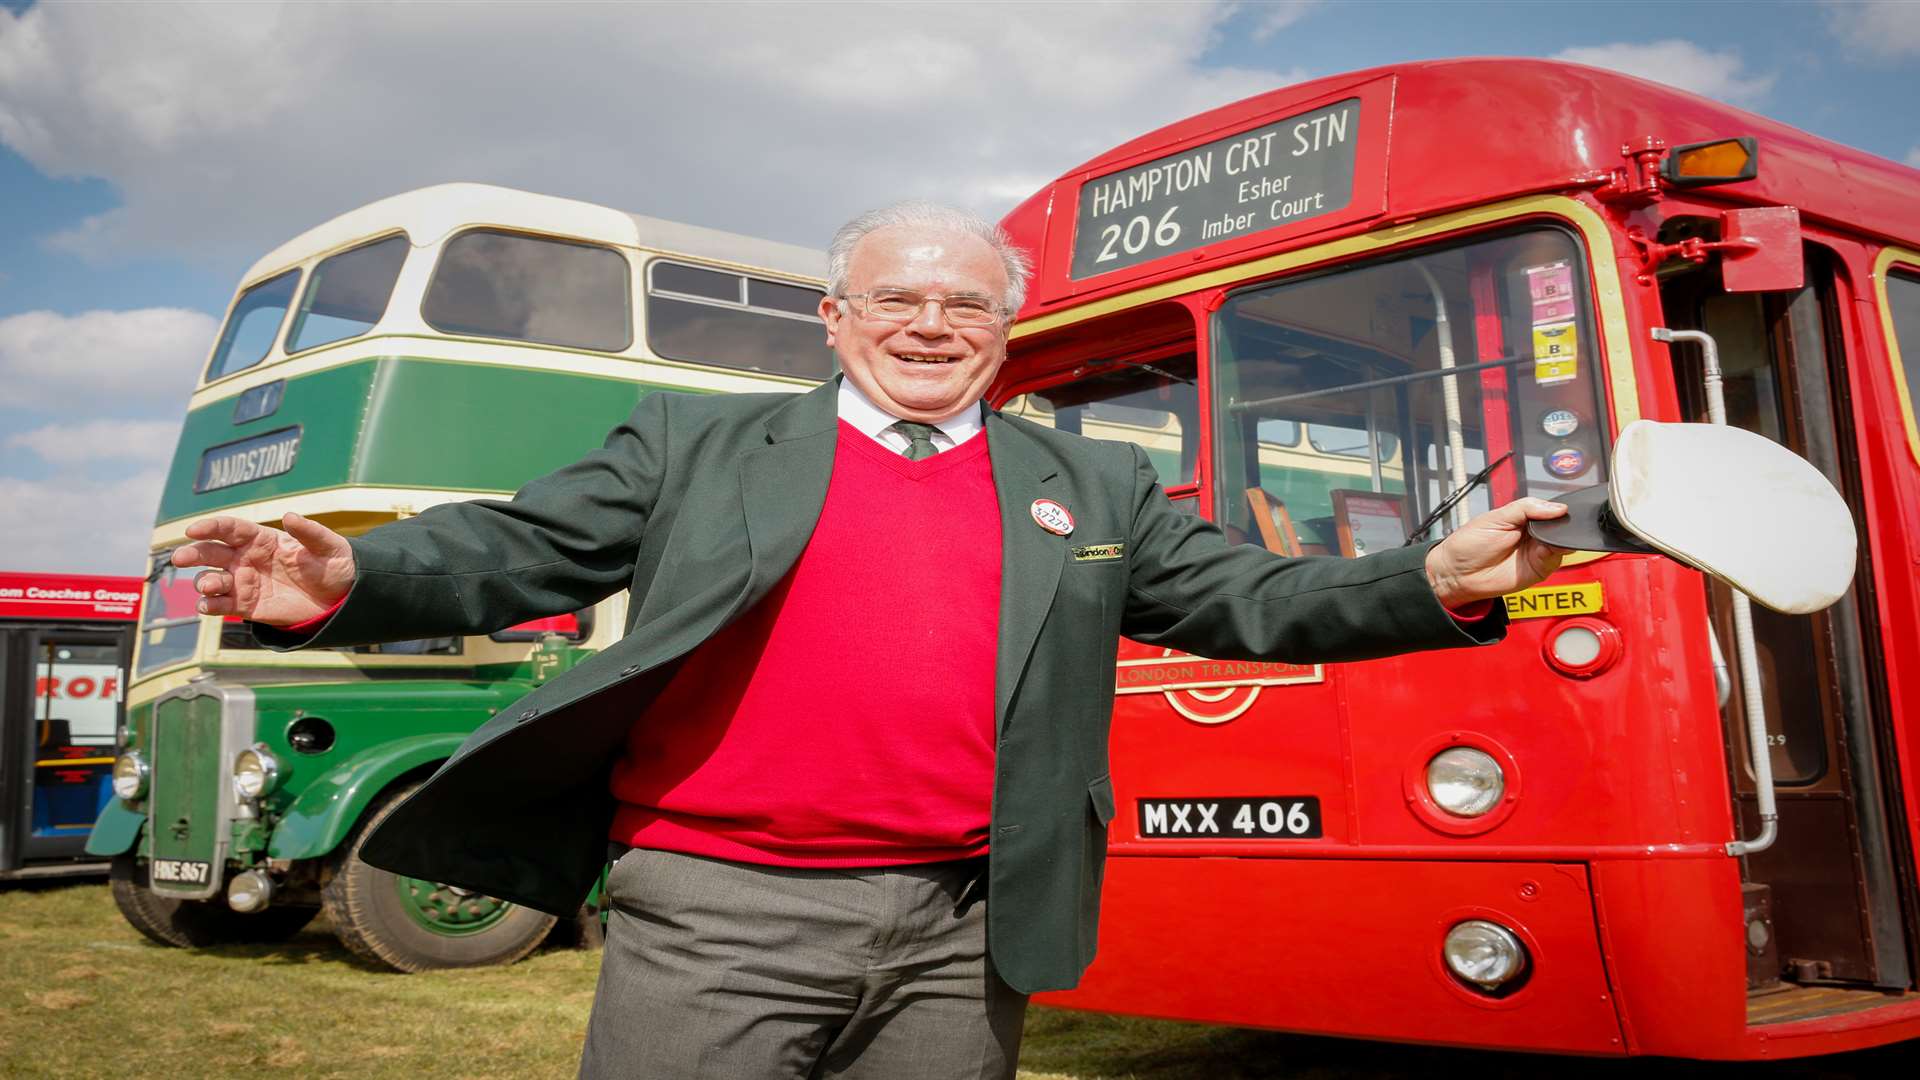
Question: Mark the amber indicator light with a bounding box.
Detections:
[1663,136,1758,186]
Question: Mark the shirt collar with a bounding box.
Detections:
[835,376,985,445]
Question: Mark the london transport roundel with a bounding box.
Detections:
[1030,499,1075,536]
[1114,647,1323,724]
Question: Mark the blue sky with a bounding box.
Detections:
[1,0,1915,573]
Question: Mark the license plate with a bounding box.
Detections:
[1137,797,1323,839]
[150,859,213,886]
[195,426,302,493]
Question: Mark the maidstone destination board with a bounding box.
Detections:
[1072,98,1360,280]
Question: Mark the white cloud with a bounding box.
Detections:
[1246,0,1322,41]
[0,2,1306,268]
[0,468,166,575]
[0,308,216,410]
[1551,40,1775,108]
[1905,147,1920,169]
[1827,0,1920,58]
[6,419,182,464]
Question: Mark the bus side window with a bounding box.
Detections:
[286,233,410,353]
[646,260,834,380]
[422,229,633,352]
[205,269,301,382]
[1009,357,1198,488]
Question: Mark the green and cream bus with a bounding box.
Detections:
[87,183,829,970]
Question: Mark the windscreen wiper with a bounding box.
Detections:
[1405,451,1513,544]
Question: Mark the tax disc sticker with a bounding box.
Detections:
[1541,409,1580,438]
[1031,499,1075,536]
[1546,446,1588,478]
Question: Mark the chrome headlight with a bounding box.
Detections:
[112,751,150,802]
[232,744,281,799]
[1444,919,1529,991]
[1426,746,1504,817]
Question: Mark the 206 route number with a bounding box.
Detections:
[1137,797,1322,839]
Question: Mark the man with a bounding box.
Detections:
[176,202,1567,1078]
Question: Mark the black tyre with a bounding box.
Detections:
[109,853,319,948]
[321,781,557,972]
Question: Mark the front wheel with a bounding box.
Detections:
[109,854,319,948]
[322,781,557,972]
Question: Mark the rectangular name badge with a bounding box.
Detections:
[1071,543,1125,562]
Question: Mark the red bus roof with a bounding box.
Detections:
[1005,57,1920,317]
[0,572,143,622]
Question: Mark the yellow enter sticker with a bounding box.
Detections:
[1502,581,1604,620]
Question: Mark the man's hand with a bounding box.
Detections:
[1423,498,1569,609]
[170,512,356,627]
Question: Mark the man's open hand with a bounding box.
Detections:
[1423,498,1569,609]
[170,512,356,627]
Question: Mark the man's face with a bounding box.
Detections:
[820,225,1010,423]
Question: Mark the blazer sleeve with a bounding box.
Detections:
[253,392,671,649]
[1118,444,1505,663]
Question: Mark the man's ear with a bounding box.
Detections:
[819,295,844,347]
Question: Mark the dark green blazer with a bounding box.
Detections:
[264,377,1503,993]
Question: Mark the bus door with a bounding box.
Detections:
[1,625,130,872]
[1656,235,1913,994]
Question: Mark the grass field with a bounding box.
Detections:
[2,879,1916,1079]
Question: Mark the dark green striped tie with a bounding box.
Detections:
[889,420,940,462]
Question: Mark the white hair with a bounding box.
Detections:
[826,201,1035,316]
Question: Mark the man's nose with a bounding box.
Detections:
[906,298,953,335]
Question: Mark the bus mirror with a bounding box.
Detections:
[1718,207,1803,293]
[1530,420,1856,615]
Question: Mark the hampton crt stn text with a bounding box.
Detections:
[1085,109,1353,220]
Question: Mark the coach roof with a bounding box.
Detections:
[242,182,824,287]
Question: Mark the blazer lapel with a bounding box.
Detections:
[739,380,840,605]
[986,411,1066,735]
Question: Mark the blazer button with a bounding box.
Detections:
[518,708,538,722]
[620,665,641,677]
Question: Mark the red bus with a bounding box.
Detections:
[992,58,1920,1058]
[0,572,140,880]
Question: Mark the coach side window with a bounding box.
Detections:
[286,233,410,353]
[646,260,834,380]
[422,229,632,352]
[205,269,301,382]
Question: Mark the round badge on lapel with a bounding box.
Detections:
[1031,499,1075,536]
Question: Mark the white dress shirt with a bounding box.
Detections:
[836,378,984,456]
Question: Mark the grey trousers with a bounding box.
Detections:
[578,846,1027,1080]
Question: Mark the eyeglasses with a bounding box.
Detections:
[842,288,1006,327]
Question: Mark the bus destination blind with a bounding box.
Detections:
[1072,98,1360,280]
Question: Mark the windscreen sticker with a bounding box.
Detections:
[1525,260,1580,386]
[1532,321,1579,386]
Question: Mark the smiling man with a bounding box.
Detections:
[174,202,1566,1079]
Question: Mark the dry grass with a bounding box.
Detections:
[1,881,1914,1079]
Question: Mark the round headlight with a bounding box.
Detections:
[112,751,149,801]
[232,744,281,799]
[1444,919,1529,992]
[1426,746,1504,817]
[227,869,274,913]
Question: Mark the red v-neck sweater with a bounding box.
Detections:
[608,421,1004,866]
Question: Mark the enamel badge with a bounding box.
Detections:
[1031,499,1075,536]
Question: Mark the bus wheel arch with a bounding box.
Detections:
[320,779,557,972]
[267,733,468,862]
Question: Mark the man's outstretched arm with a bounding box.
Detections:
[173,392,672,646]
